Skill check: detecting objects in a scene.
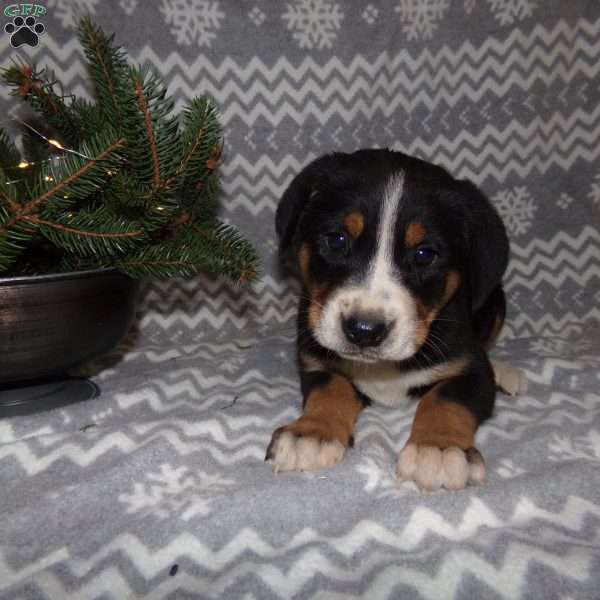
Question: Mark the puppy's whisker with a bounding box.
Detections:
[422,334,449,362]
[426,332,448,351]
[431,318,464,325]
[426,344,447,363]
[417,348,435,369]
[296,292,328,312]
[428,330,450,350]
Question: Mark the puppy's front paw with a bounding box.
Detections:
[491,360,528,396]
[265,423,346,473]
[396,443,486,491]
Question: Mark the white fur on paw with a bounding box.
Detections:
[491,360,528,396]
[396,443,486,491]
[267,432,345,473]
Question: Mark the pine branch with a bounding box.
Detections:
[116,218,258,283]
[0,19,259,282]
[0,179,20,215]
[0,168,37,271]
[116,67,182,230]
[187,219,259,283]
[99,174,180,234]
[0,128,22,174]
[121,67,180,191]
[2,63,82,147]
[21,125,52,167]
[0,220,38,272]
[0,134,33,208]
[0,167,24,229]
[175,98,223,215]
[78,16,127,124]
[69,98,107,144]
[0,131,124,238]
[176,99,221,181]
[0,131,126,273]
[134,78,161,188]
[33,206,145,258]
[33,133,125,218]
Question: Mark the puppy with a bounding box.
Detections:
[266,149,521,491]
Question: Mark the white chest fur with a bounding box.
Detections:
[339,360,463,407]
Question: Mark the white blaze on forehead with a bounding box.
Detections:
[368,172,405,289]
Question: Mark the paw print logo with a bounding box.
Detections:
[5,16,45,48]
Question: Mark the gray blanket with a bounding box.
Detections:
[1,1,600,598]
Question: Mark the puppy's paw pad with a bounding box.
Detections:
[266,430,345,472]
[396,443,486,491]
[492,360,528,396]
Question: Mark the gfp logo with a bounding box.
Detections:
[3,4,47,47]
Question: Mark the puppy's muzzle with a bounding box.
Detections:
[342,313,392,348]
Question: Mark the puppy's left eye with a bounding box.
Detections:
[324,231,350,255]
[414,245,438,267]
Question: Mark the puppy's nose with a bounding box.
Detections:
[342,314,390,348]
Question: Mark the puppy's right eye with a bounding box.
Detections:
[414,244,438,267]
[323,231,350,255]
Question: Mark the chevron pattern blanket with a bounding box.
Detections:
[1,1,600,598]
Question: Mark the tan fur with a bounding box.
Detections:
[298,244,311,284]
[344,211,365,239]
[307,285,330,329]
[409,380,477,450]
[441,270,461,306]
[405,222,427,247]
[415,270,461,346]
[278,374,363,446]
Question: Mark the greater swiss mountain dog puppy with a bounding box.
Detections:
[266,149,526,491]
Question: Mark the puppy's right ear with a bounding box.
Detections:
[275,156,332,256]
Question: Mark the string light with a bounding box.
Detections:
[1,118,96,186]
[9,117,93,160]
[4,155,65,186]
[2,119,119,192]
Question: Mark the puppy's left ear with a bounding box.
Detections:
[275,155,333,256]
[458,180,509,312]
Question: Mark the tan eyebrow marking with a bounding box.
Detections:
[405,222,427,247]
[343,211,365,239]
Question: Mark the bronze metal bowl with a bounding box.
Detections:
[0,268,139,416]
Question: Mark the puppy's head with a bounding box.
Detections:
[277,149,508,363]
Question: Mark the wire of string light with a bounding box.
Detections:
[2,116,93,186]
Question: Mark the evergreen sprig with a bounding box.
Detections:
[77,17,128,126]
[0,18,257,284]
[3,63,82,147]
[0,129,21,173]
[116,219,257,282]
